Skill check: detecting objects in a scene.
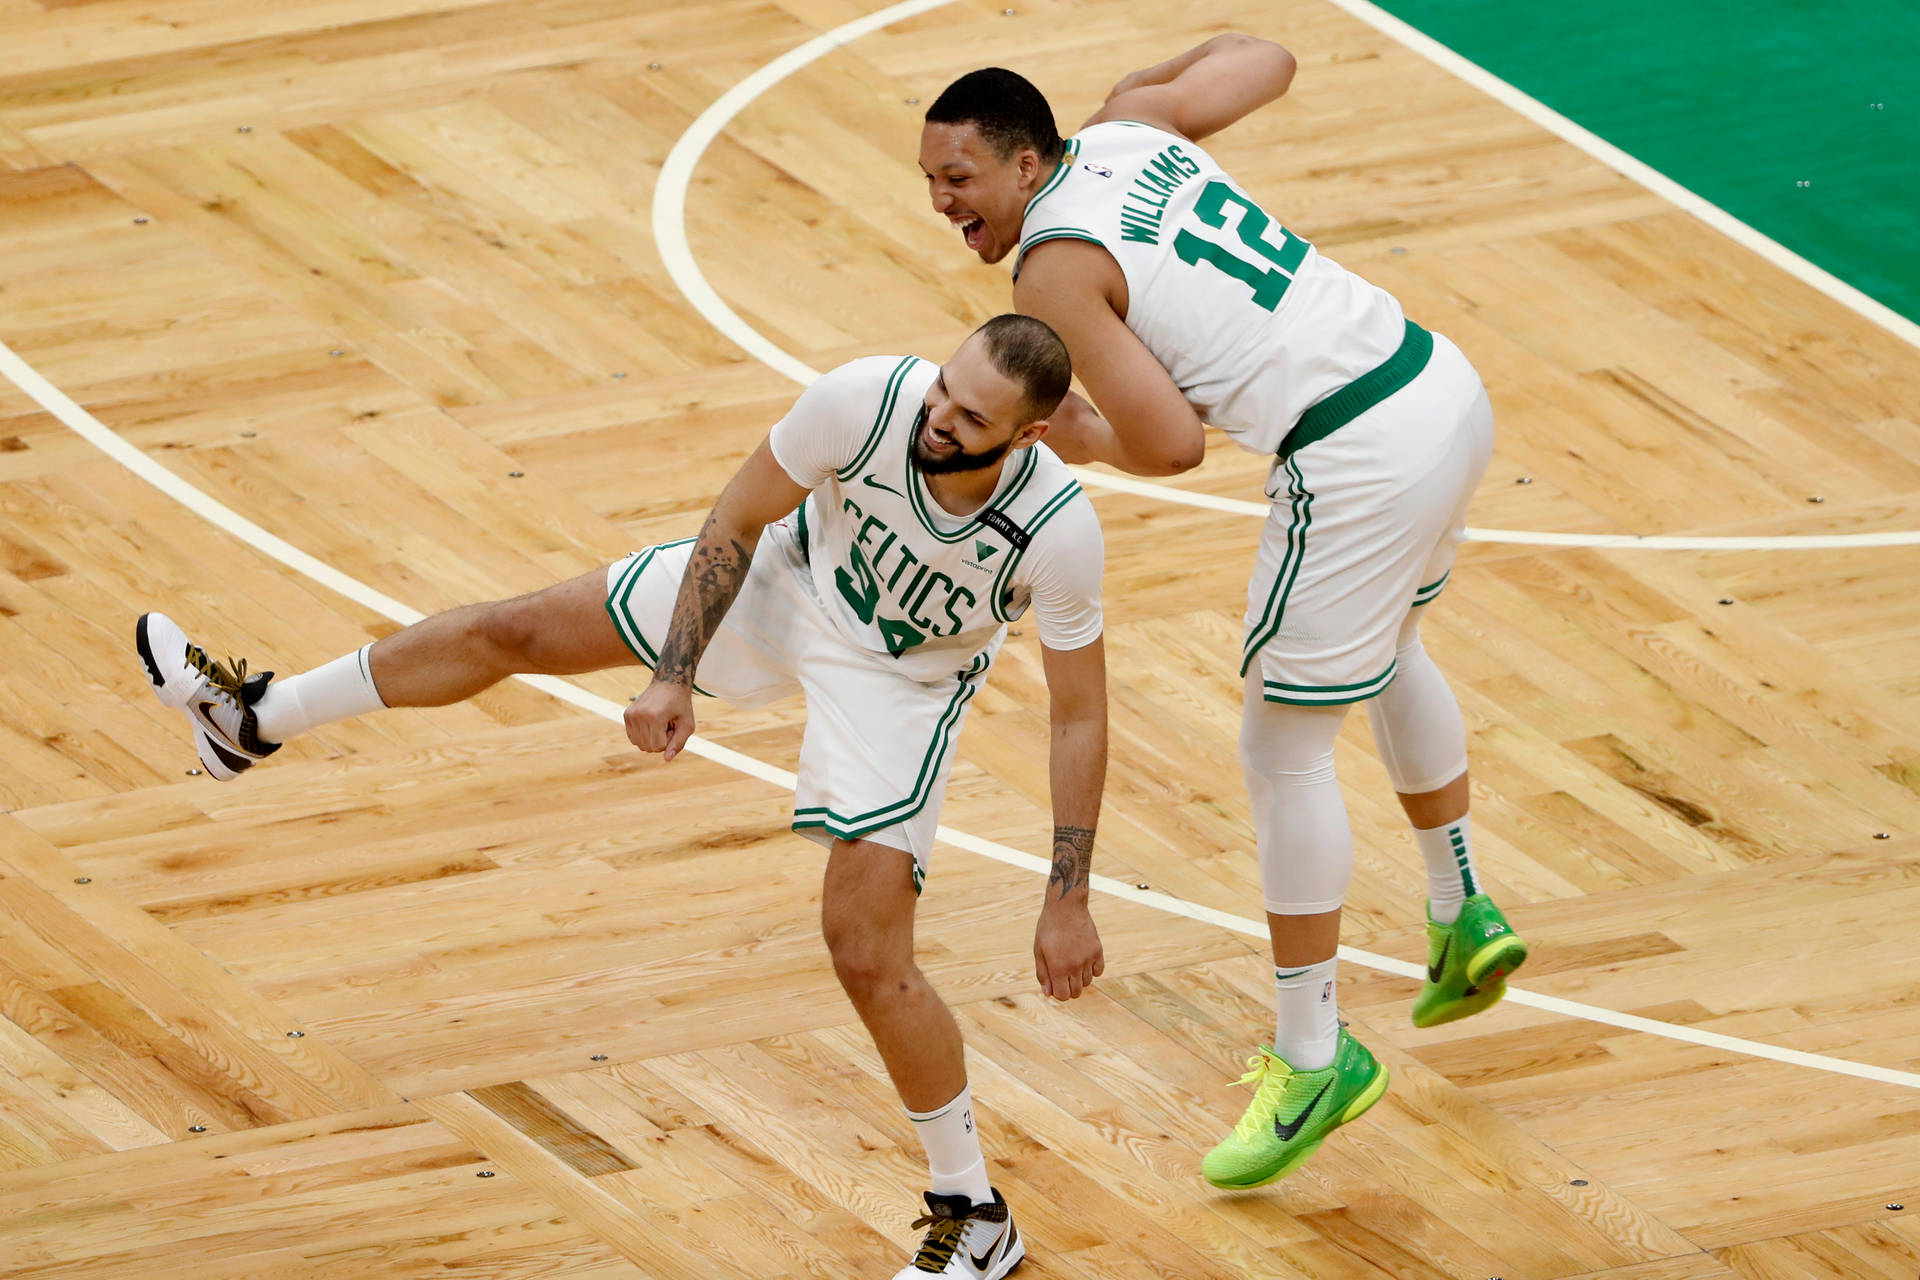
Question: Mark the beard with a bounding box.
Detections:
[910,414,1014,474]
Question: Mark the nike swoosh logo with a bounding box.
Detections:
[969,1221,1014,1271]
[1428,935,1449,984]
[189,698,224,735]
[1273,1080,1331,1142]
[862,476,904,497]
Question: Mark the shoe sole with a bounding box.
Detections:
[1204,1062,1390,1190]
[1466,934,1529,987]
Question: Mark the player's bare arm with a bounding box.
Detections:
[627,438,807,760]
[1014,240,1207,475]
[1033,635,1109,1001]
[1087,33,1296,142]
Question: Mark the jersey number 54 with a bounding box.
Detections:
[835,542,927,657]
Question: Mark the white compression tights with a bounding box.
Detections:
[1240,679,1353,915]
[1366,609,1468,796]
[1242,610,1469,915]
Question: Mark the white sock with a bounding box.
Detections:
[1415,815,1478,925]
[906,1083,991,1205]
[253,645,386,743]
[1273,958,1339,1070]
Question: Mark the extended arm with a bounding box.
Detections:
[625,438,807,760]
[1014,239,1207,475]
[1033,635,1109,1000]
[1085,33,1296,142]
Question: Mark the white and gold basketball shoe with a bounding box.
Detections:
[892,1189,1024,1279]
[135,612,279,780]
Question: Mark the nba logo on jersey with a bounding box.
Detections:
[1083,163,1113,178]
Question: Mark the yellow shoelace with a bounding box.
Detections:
[906,1212,968,1271]
[1230,1051,1298,1142]
[183,642,249,698]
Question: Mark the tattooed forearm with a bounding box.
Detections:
[1049,824,1096,899]
[654,511,754,686]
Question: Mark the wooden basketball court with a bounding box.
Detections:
[1,0,1918,1275]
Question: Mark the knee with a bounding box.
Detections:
[1240,698,1346,781]
[470,597,545,669]
[822,917,912,1006]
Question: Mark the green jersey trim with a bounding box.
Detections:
[1411,571,1449,607]
[605,539,717,698]
[838,357,921,482]
[1261,662,1399,706]
[1012,228,1106,278]
[1241,457,1313,674]
[1280,321,1434,460]
[787,653,990,839]
[904,439,1040,543]
[989,480,1085,622]
[1022,137,1082,221]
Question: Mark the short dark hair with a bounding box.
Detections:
[976,314,1071,422]
[925,68,1063,167]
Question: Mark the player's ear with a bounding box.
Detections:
[1012,417,1050,450]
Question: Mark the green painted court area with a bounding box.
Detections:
[1370,0,1920,325]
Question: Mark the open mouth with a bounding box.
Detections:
[951,215,987,252]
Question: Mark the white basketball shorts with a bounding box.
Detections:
[604,521,993,888]
[1242,331,1494,705]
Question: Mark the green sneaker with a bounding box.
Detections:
[1201,1028,1388,1189]
[1411,893,1529,1028]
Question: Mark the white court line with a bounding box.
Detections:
[649,0,1920,550]
[6,328,1920,1093]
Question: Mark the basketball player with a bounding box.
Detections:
[136,315,1106,1280]
[918,38,1530,1189]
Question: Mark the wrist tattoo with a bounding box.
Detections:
[1049,824,1096,899]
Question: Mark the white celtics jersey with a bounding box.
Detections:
[1016,120,1409,456]
[768,356,1104,684]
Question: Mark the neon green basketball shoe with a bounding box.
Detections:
[1201,1028,1388,1189]
[1411,893,1529,1028]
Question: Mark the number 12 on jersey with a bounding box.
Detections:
[1172,180,1310,312]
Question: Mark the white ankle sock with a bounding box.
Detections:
[253,645,386,743]
[906,1084,991,1205]
[1415,816,1478,925]
[1273,958,1339,1070]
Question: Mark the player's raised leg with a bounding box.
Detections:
[1367,608,1528,1026]
[821,838,1023,1280]
[135,568,636,779]
[1202,691,1388,1189]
